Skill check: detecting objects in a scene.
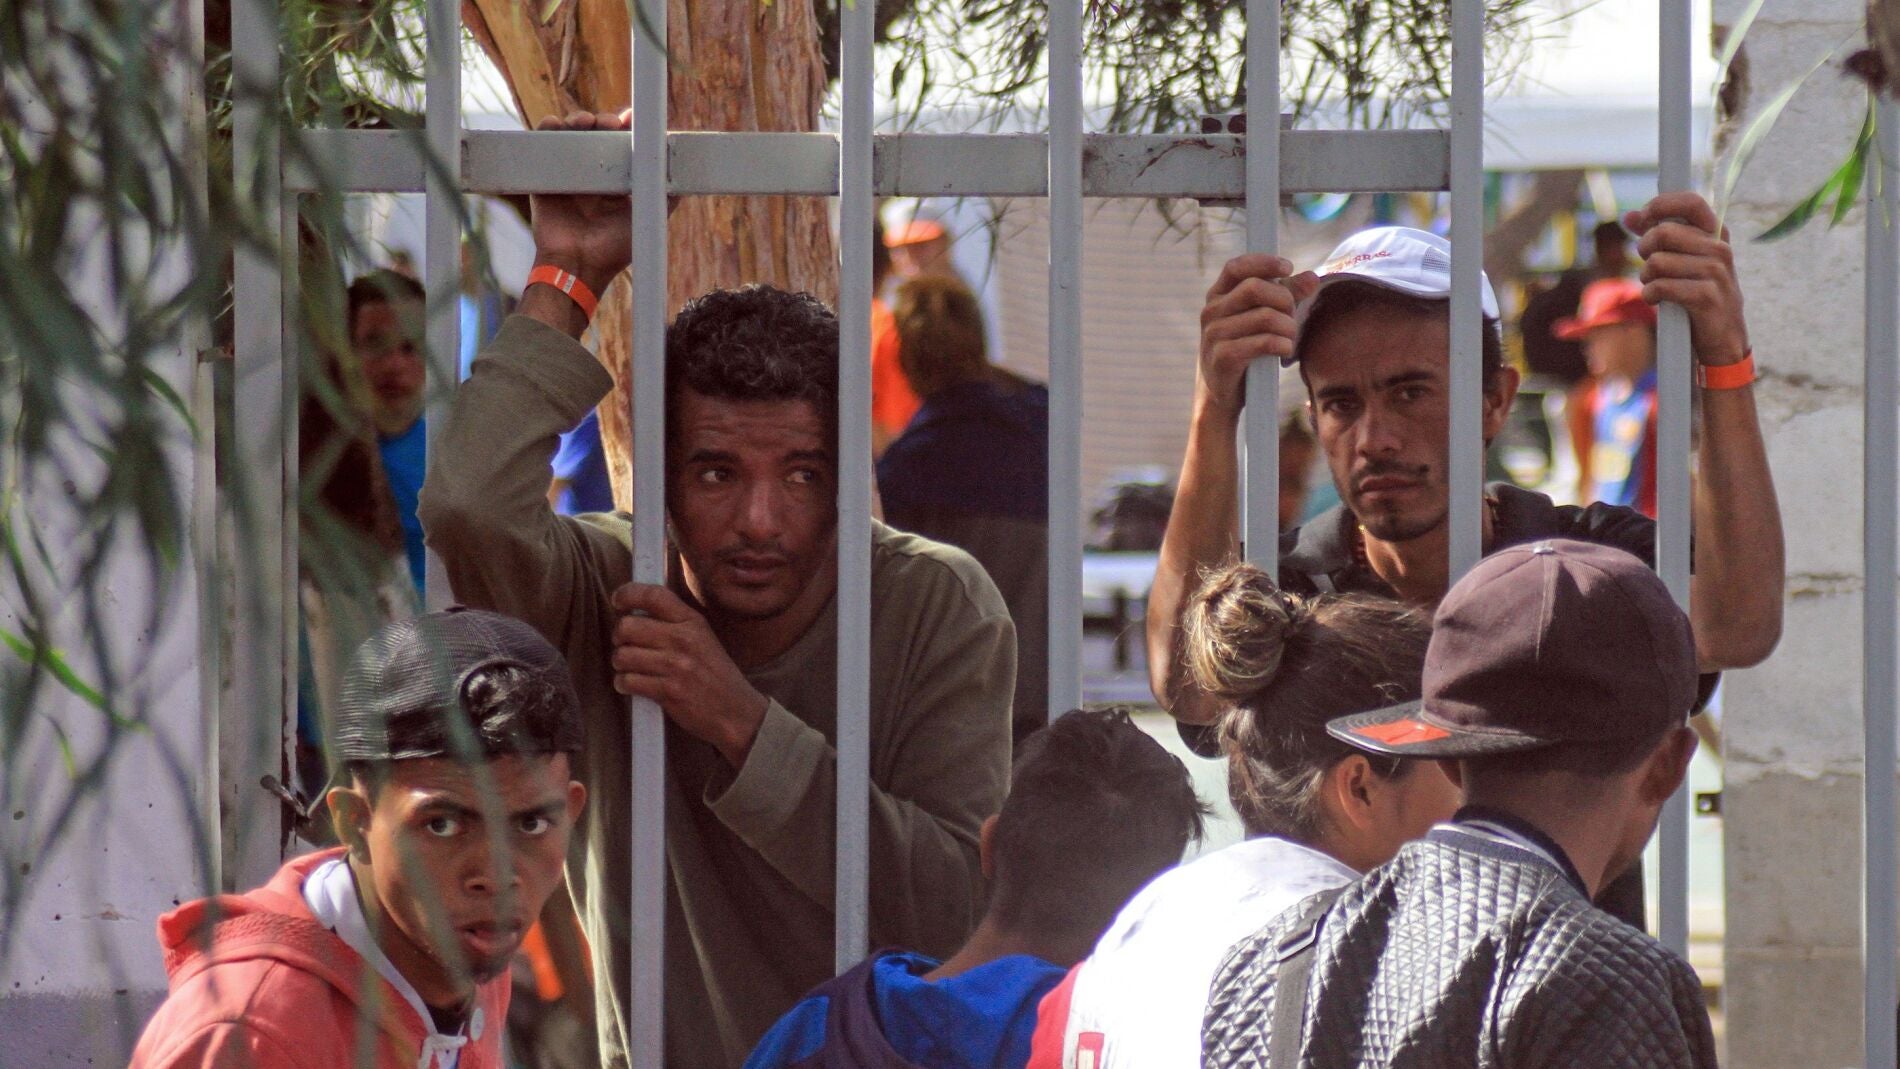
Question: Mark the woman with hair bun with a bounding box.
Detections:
[1027,564,1459,1069]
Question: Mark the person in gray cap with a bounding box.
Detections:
[1201,539,1715,1069]
[130,608,588,1069]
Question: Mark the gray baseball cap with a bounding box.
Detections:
[333,607,584,764]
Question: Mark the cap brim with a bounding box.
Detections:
[1286,274,1499,365]
[1551,315,1594,341]
[1326,700,1555,758]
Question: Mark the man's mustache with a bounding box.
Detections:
[716,541,791,564]
[1351,460,1431,489]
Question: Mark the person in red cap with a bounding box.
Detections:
[1203,539,1717,1069]
[1557,276,1663,515]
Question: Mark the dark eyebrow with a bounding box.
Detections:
[1374,369,1438,391]
[414,797,565,822]
[509,801,567,822]
[684,448,739,466]
[1314,383,1362,403]
[785,449,830,465]
[414,799,483,822]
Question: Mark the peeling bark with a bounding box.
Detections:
[1483,169,1584,291]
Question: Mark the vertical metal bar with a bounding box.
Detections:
[279,197,302,803]
[835,0,875,973]
[184,0,223,893]
[1242,0,1281,570]
[1864,87,1900,1069]
[1047,0,1083,717]
[629,0,669,1062]
[1446,0,1483,579]
[226,0,288,893]
[421,0,460,611]
[1655,0,1693,958]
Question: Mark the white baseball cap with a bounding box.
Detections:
[1289,226,1500,364]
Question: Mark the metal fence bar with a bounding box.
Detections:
[1241,0,1280,570]
[226,0,289,894]
[421,0,460,612]
[1864,86,1900,1069]
[287,129,1454,198]
[1654,0,1693,958]
[835,0,875,972]
[183,0,224,893]
[1446,0,1483,579]
[628,0,670,1062]
[1047,0,1084,718]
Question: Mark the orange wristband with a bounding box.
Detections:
[1696,350,1755,390]
[527,265,599,321]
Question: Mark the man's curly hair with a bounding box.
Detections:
[665,285,839,453]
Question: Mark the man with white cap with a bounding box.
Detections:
[1143,192,1782,922]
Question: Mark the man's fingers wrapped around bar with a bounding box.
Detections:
[1206,253,1297,301]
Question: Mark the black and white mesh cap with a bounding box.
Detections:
[333,607,584,764]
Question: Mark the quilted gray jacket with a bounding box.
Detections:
[1202,817,1718,1069]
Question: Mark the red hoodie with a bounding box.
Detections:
[130,849,510,1069]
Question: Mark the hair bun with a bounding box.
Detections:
[1183,562,1306,702]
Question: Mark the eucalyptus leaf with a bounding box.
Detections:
[1717,44,1843,228]
[1757,90,1877,241]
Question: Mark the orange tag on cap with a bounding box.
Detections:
[1353,719,1452,745]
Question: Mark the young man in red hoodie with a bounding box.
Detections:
[131,608,589,1069]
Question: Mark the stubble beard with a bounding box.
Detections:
[1355,499,1449,544]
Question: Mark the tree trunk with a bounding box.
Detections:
[463,0,838,509]
[1482,169,1585,291]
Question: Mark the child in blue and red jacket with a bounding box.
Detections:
[1558,277,1662,517]
[742,709,1207,1069]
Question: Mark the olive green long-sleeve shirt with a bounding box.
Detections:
[418,316,1015,1068]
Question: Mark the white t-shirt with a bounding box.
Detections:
[1040,837,1357,1069]
[303,857,483,1069]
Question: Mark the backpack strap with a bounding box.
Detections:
[1268,887,1346,1069]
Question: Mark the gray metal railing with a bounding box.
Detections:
[627,2,669,1063]
[1865,87,1899,1069]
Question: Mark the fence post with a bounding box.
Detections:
[1863,86,1899,1069]
[226,0,292,894]
[1447,0,1484,579]
[835,0,876,974]
[1047,0,1084,717]
[1653,0,1695,960]
[1242,0,1281,569]
[628,0,670,1062]
[422,0,461,612]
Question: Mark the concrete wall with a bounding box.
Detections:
[990,198,1365,519]
[0,9,219,1064]
[1712,0,1886,1064]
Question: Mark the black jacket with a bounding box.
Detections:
[1203,817,1719,1069]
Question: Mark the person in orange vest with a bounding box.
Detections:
[871,216,922,454]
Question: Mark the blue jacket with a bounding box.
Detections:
[876,380,1049,523]
[743,951,1066,1069]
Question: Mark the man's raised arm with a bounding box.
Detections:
[418,109,643,640]
[1145,255,1314,724]
[1627,192,1785,670]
